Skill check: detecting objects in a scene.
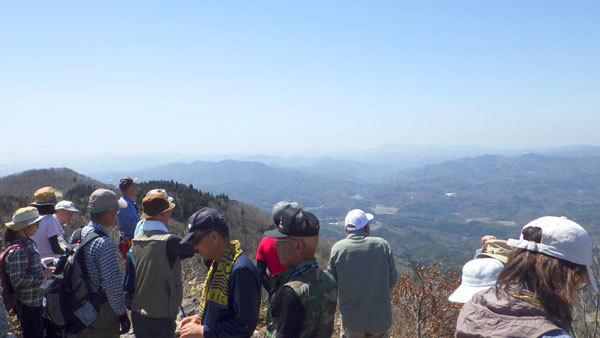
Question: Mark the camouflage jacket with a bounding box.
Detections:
[266,258,337,338]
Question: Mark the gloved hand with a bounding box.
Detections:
[119,313,131,334]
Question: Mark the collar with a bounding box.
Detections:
[122,195,135,205]
[90,221,109,235]
[347,230,369,238]
[141,219,168,233]
[286,258,318,276]
[269,258,318,292]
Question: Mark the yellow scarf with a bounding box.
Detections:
[198,240,243,319]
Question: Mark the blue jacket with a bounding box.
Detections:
[117,195,139,238]
[202,254,260,338]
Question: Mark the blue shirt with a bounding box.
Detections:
[117,195,139,238]
[202,253,260,338]
[81,222,127,316]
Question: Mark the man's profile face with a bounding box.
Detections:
[55,209,74,224]
[193,231,217,260]
[127,184,137,198]
[274,237,301,267]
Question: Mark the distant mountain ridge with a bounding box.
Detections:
[0,167,112,198]
[90,159,365,216]
[4,151,600,267]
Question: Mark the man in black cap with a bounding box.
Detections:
[117,176,139,258]
[264,208,337,338]
[179,207,260,338]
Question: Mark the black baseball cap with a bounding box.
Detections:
[264,208,320,238]
[180,207,227,245]
[119,176,139,190]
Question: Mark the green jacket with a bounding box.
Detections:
[267,258,337,338]
[328,230,397,332]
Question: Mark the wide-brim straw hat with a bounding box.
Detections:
[5,206,44,231]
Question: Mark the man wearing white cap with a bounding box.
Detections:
[328,209,398,338]
[54,200,80,242]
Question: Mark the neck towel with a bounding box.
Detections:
[198,240,243,319]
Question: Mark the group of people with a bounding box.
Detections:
[1,176,597,338]
[0,177,398,338]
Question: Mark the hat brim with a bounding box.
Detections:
[28,215,44,225]
[366,213,374,221]
[132,177,139,183]
[180,232,196,245]
[264,229,288,238]
[180,229,213,245]
[475,252,508,264]
[4,215,43,231]
[448,285,493,303]
[30,201,55,206]
[141,203,176,219]
[56,206,80,212]
[587,265,599,293]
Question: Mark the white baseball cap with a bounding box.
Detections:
[344,209,374,231]
[448,258,504,303]
[55,200,80,212]
[507,216,598,293]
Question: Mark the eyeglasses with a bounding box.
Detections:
[274,238,304,246]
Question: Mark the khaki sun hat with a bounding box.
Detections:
[5,206,44,231]
[476,239,515,264]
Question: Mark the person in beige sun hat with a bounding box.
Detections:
[3,206,53,338]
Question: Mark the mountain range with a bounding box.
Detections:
[3,148,600,267]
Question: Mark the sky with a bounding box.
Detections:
[1,1,599,165]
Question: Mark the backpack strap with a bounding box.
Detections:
[78,230,102,249]
[2,243,32,273]
[70,228,83,245]
[73,230,107,299]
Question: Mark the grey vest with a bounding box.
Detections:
[455,287,566,338]
[132,231,183,319]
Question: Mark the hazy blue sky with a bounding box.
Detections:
[1,1,599,162]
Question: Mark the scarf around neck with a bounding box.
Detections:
[198,240,243,319]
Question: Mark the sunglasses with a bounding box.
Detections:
[275,238,304,246]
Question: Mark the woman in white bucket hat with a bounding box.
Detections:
[456,216,597,338]
[3,206,54,338]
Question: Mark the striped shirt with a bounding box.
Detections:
[5,236,44,307]
[80,222,126,316]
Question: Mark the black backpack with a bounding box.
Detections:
[0,243,31,312]
[44,230,108,333]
